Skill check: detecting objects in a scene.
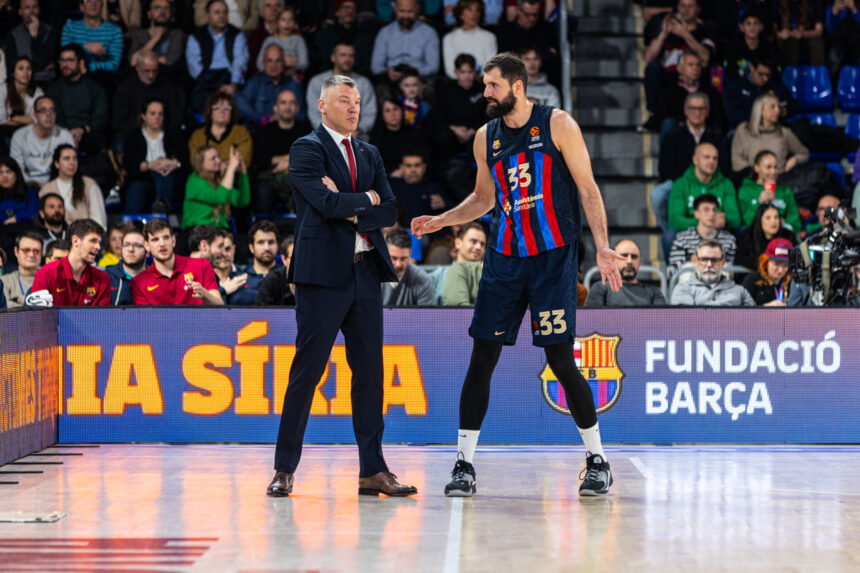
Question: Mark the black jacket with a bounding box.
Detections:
[122,128,187,183]
[255,266,295,306]
[659,123,730,181]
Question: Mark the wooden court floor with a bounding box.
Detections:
[1,444,858,572]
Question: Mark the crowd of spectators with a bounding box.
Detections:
[0,0,858,310]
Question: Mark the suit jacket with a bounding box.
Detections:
[288,123,398,287]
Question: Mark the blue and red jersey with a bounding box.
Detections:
[486,103,581,257]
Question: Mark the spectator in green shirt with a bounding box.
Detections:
[737,149,802,233]
[182,144,250,229]
[668,142,741,232]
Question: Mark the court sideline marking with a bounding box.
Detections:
[629,457,652,479]
[443,498,464,573]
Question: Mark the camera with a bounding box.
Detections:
[789,206,860,306]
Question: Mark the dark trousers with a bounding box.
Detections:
[274,255,389,478]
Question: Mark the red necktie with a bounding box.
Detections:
[342,138,369,244]
[342,138,357,193]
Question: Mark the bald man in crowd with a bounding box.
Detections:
[586,240,666,307]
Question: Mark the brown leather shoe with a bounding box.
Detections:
[358,471,418,497]
[266,471,294,497]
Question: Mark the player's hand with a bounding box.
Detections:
[367,190,380,206]
[411,215,444,238]
[190,281,210,298]
[597,247,626,292]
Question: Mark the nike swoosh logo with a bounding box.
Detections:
[56,288,65,292]
[492,150,503,156]
[494,330,505,335]
[147,285,159,291]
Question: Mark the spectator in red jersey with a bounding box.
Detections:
[131,217,223,305]
[29,218,110,306]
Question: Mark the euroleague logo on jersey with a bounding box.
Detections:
[540,333,624,414]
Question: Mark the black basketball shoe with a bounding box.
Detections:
[579,452,613,496]
[444,459,476,497]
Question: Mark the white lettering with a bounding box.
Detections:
[725,341,748,373]
[668,341,692,373]
[749,341,776,373]
[696,340,720,373]
[698,381,722,414]
[816,331,840,373]
[724,382,746,421]
[645,382,668,414]
[777,341,799,373]
[747,382,773,416]
[645,341,665,374]
[670,382,696,414]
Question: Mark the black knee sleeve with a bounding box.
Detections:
[544,343,598,429]
[458,338,504,430]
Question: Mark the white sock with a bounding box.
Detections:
[577,423,606,460]
[457,429,480,463]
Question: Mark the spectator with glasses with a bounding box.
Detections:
[671,239,755,306]
[1,231,42,307]
[189,92,252,167]
[105,226,147,305]
[9,96,74,189]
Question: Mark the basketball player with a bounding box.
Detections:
[411,53,624,497]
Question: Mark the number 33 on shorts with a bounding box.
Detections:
[534,309,567,335]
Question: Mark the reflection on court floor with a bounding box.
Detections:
[1,445,859,572]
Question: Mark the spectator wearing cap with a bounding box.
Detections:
[186,0,250,112]
[382,228,435,306]
[132,217,223,305]
[30,218,111,306]
[370,0,440,84]
[742,237,793,306]
[586,240,666,307]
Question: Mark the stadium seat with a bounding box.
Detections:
[782,66,834,112]
[825,162,847,191]
[846,114,860,162]
[121,214,168,225]
[836,66,860,113]
[804,113,837,127]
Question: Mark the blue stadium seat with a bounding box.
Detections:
[837,66,860,113]
[804,113,837,127]
[782,66,834,111]
[846,114,860,162]
[825,162,847,191]
[121,214,169,225]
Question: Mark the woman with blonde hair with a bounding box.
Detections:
[182,144,250,230]
[731,93,809,180]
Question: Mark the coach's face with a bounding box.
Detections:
[319,84,361,136]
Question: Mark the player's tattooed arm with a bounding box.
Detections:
[411,125,495,237]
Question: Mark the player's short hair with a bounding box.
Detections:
[680,49,701,64]
[143,218,171,240]
[386,228,412,249]
[122,226,145,242]
[69,218,104,241]
[685,91,710,109]
[457,221,487,240]
[46,239,71,259]
[187,225,217,251]
[249,219,279,244]
[693,193,719,210]
[214,228,234,244]
[483,52,528,91]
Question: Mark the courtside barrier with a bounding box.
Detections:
[54,307,860,444]
[0,309,60,466]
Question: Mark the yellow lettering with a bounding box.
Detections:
[235,322,271,415]
[103,345,164,415]
[57,345,64,415]
[329,346,353,416]
[382,345,428,415]
[66,345,103,415]
[182,344,233,415]
[272,345,329,415]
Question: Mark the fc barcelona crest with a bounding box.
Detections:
[540,333,624,414]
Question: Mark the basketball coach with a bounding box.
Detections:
[267,75,418,498]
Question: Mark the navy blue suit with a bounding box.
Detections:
[275,124,398,478]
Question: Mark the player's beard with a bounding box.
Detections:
[620,265,637,282]
[486,91,516,119]
[697,268,721,284]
